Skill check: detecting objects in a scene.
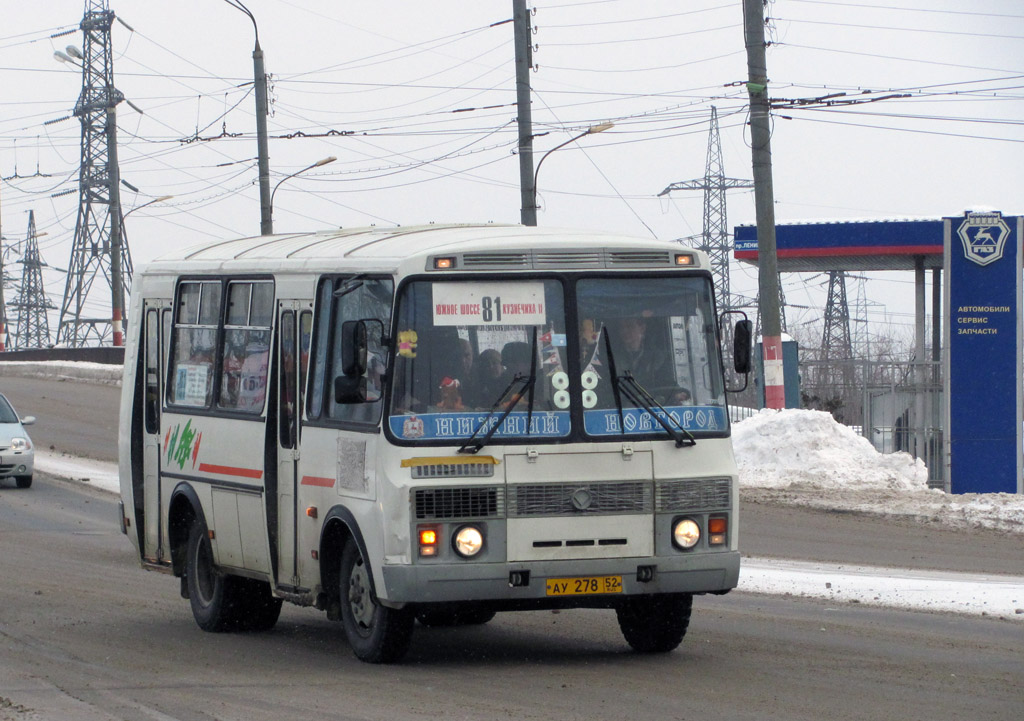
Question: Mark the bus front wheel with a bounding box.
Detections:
[616,593,693,653]
[339,541,414,663]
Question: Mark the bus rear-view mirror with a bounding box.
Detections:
[733,319,752,374]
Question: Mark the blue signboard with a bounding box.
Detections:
[583,405,727,436]
[944,212,1023,494]
[389,410,570,441]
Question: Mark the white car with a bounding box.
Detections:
[0,393,35,489]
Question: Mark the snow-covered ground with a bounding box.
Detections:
[18,365,1024,620]
[734,408,1024,535]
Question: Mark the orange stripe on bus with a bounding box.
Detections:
[197,463,264,480]
[301,476,335,488]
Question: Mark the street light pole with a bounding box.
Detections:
[530,122,613,221]
[223,1,272,235]
[270,156,337,219]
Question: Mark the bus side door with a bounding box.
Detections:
[143,300,171,562]
[276,301,312,588]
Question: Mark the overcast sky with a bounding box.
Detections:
[1,0,1022,344]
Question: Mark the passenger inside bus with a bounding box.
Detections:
[469,348,504,408]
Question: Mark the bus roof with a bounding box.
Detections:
[142,224,705,275]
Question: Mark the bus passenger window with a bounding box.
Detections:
[168,281,221,407]
[218,280,274,413]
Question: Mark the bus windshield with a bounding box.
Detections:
[387,274,726,444]
[577,276,727,438]
[388,278,570,443]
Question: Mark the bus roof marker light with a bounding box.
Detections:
[433,257,456,270]
[675,253,695,266]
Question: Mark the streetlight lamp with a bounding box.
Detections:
[122,194,174,220]
[526,122,613,226]
[221,0,273,235]
[270,156,336,219]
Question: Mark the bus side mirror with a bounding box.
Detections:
[733,319,752,374]
[335,320,369,404]
[335,374,367,404]
[341,320,368,377]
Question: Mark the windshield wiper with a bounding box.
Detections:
[457,329,538,455]
[601,329,695,448]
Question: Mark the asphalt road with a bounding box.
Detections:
[1,473,1022,721]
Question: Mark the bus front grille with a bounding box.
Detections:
[655,478,731,512]
[414,486,505,520]
[507,481,652,517]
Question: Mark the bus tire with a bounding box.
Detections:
[339,541,413,663]
[236,578,283,632]
[185,520,248,632]
[615,593,693,653]
[15,475,32,489]
[416,608,496,627]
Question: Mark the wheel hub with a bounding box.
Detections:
[347,559,375,631]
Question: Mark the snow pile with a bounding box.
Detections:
[733,408,928,491]
[733,408,1024,535]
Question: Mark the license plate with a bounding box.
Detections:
[545,575,622,596]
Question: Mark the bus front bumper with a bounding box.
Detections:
[380,551,740,606]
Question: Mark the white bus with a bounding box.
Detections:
[118,224,751,663]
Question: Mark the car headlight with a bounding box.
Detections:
[453,525,484,557]
[11,437,29,452]
[672,518,700,549]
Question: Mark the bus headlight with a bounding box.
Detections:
[453,525,484,557]
[672,518,700,549]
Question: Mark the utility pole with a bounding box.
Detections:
[512,0,536,226]
[222,1,272,235]
[107,105,126,345]
[743,0,785,409]
[0,180,7,351]
[254,35,272,234]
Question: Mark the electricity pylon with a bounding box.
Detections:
[10,210,54,349]
[659,106,754,317]
[822,270,853,368]
[56,0,132,347]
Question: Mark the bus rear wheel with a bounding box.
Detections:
[186,520,251,632]
[339,541,413,663]
[616,593,693,653]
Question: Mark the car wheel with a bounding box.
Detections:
[339,540,413,663]
[616,593,693,653]
[15,475,32,489]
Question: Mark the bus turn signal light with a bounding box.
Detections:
[418,526,439,556]
[708,517,727,545]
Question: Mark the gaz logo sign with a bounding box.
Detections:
[957,212,1011,266]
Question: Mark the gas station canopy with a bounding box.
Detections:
[734,219,944,272]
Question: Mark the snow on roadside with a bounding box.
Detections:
[734,408,1024,535]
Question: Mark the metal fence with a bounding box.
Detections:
[800,359,945,489]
